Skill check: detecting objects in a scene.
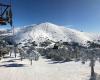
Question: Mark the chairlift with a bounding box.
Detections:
[0,0,12,26]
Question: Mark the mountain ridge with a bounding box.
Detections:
[13,22,100,45]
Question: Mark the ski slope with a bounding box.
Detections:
[0,54,100,80]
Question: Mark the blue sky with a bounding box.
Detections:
[1,0,100,32]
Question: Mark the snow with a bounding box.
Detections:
[0,53,100,80]
[14,22,100,46]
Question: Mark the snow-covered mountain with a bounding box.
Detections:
[14,22,100,45]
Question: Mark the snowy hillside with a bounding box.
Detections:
[1,53,100,80]
[14,22,100,45]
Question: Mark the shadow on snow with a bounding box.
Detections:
[45,59,72,64]
[2,60,15,63]
[3,56,14,58]
[0,63,25,67]
[86,73,100,80]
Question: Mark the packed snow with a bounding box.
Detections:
[1,53,100,80]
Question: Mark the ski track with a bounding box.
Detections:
[0,54,100,80]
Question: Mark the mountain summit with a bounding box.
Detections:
[14,22,100,45]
